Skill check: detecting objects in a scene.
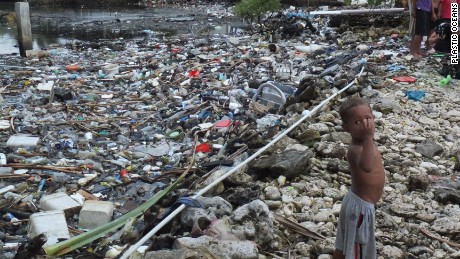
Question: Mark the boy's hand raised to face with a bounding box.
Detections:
[360,118,374,139]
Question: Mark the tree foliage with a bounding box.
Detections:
[234,0,281,22]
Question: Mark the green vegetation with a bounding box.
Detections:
[234,0,281,24]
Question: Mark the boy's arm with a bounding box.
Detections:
[357,137,377,173]
[357,118,376,173]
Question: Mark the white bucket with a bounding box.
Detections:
[28,210,71,245]
[103,64,119,79]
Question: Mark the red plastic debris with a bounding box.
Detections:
[171,48,180,54]
[195,143,211,153]
[120,169,130,182]
[188,69,200,77]
[215,119,232,128]
[65,64,80,72]
[393,76,417,83]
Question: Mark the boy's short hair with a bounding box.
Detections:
[339,96,371,122]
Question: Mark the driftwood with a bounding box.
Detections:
[0,219,29,227]
[420,228,460,249]
[3,164,82,174]
[0,174,30,179]
[273,214,326,240]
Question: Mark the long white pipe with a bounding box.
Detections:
[309,7,405,15]
[120,65,366,259]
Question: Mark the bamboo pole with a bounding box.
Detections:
[309,7,405,15]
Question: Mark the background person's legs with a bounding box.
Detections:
[409,0,416,36]
[411,35,423,58]
[412,9,431,58]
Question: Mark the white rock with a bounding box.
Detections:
[332,203,341,215]
[433,249,447,258]
[285,143,309,152]
[420,162,439,169]
[308,123,330,134]
[405,143,416,148]
[391,145,402,152]
[312,210,335,222]
[418,116,440,127]
[382,245,405,258]
[432,217,460,234]
[264,186,281,200]
[442,110,460,122]
[407,167,420,174]
[384,186,395,192]
[373,111,383,119]
[173,236,259,258]
[450,251,460,258]
[283,203,295,217]
[392,173,406,182]
[323,188,344,201]
[394,134,408,140]
[295,242,313,257]
[401,147,415,154]
[281,187,298,202]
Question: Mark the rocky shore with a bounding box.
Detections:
[1,4,460,259]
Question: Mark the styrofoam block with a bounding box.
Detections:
[28,210,70,245]
[78,200,114,229]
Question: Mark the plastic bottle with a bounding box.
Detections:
[4,212,20,225]
[24,157,50,165]
[51,172,72,183]
[38,179,46,191]
[0,153,6,165]
[440,75,452,86]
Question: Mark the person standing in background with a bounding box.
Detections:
[438,0,460,24]
[410,0,432,59]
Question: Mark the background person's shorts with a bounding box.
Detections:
[415,9,431,36]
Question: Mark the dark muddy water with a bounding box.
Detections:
[0,3,245,55]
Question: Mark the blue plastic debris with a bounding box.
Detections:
[55,138,74,149]
[158,196,202,221]
[286,12,308,18]
[405,90,426,101]
[387,64,405,72]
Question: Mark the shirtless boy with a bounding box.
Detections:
[333,96,385,259]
